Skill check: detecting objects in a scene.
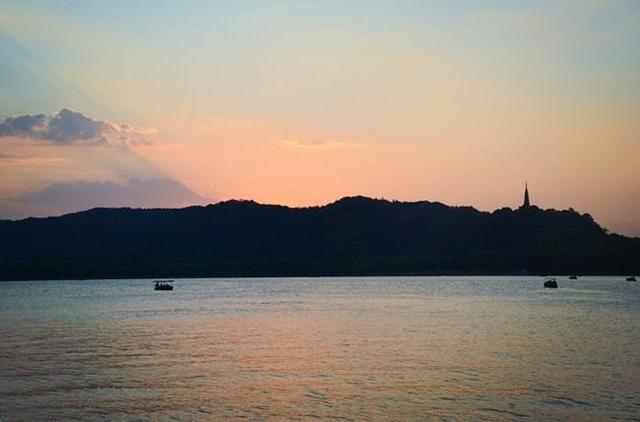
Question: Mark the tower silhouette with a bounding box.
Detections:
[523,182,531,208]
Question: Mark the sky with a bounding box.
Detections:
[0,1,639,235]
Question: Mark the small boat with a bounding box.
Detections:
[569,275,578,280]
[626,276,637,282]
[154,280,174,291]
[544,277,558,288]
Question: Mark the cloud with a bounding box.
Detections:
[0,152,17,160]
[281,138,384,150]
[0,108,155,147]
[287,138,329,146]
[0,108,210,220]
[0,151,66,165]
[0,177,209,219]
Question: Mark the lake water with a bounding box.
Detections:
[1,276,639,421]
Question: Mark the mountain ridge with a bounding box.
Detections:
[1,196,638,280]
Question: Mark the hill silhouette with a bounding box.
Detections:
[1,196,638,280]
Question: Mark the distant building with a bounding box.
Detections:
[522,183,531,208]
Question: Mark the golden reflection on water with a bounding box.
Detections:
[1,278,639,420]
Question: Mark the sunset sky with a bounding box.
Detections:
[1,1,639,235]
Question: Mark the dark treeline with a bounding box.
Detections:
[1,196,639,280]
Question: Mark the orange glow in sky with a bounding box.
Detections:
[1,1,639,235]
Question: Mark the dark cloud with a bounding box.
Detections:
[0,114,47,137]
[0,108,154,146]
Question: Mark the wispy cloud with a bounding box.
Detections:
[0,151,67,165]
[0,108,156,147]
[288,138,329,146]
[281,138,384,150]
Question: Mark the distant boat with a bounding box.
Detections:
[626,276,637,282]
[154,280,174,291]
[569,275,578,280]
[544,277,558,288]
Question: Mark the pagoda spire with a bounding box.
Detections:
[523,182,531,208]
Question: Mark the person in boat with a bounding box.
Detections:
[154,280,174,290]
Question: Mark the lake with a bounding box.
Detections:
[1,276,639,420]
